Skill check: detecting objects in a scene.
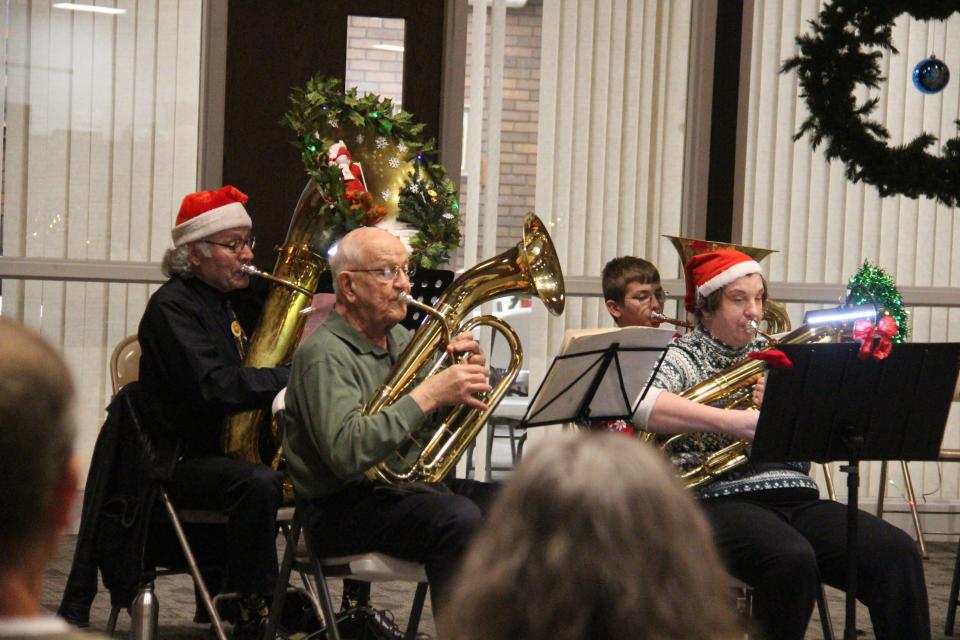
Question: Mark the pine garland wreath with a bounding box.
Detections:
[282,75,462,267]
[845,260,910,343]
[781,1,960,206]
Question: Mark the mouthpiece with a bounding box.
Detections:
[747,319,776,343]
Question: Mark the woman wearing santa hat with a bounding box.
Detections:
[631,248,929,640]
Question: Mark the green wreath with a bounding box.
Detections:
[781,1,960,206]
[282,76,461,268]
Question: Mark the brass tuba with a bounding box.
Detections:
[364,213,565,485]
[222,180,337,467]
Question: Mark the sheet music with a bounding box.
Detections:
[525,326,675,426]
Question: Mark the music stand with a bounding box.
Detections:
[521,327,675,428]
[400,268,454,331]
[752,342,960,640]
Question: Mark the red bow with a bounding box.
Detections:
[854,316,898,361]
[748,349,793,369]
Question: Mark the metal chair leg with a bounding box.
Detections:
[106,605,121,635]
[945,536,960,635]
[821,463,836,501]
[900,460,928,558]
[403,583,429,640]
[159,489,228,640]
[816,582,835,640]
[264,520,301,640]
[875,460,927,558]
[303,533,342,640]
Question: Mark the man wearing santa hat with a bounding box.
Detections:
[631,248,929,640]
[137,186,289,639]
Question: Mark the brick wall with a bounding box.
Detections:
[462,0,543,261]
[343,4,544,265]
[345,16,405,108]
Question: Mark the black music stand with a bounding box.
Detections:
[752,342,960,640]
[521,327,675,428]
[400,268,454,331]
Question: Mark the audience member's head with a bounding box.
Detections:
[601,256,665,327]
[441,433,740,640]
[0,318,78,616]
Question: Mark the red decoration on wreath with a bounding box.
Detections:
[854,316,898,361]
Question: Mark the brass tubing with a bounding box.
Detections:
[241,264,314,298]
[651,312,694,330]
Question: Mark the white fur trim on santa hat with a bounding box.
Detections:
[171,201,252,247]
[697,259,761,299]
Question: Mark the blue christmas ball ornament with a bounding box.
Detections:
[913,55,950,94]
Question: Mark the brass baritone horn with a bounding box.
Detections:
[364,213,565,485]
[646,319,851,489]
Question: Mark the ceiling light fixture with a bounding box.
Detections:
[52,3,126,15]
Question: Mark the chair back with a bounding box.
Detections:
[111,335,141,394]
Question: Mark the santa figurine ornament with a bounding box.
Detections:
[327,140,367,198]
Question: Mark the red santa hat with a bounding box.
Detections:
[327,140,352,164]
[684,248,762,313]
[171,185,251,247]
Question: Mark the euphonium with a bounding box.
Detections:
[648,320,847,489]
[364,213,565,485]
[223,180,337,467]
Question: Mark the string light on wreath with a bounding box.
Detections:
[781,1,960,206]
[913,54,950,94]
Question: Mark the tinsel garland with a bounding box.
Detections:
[845,260,909,343]
[282,76,461,268]
[781,0,960,206]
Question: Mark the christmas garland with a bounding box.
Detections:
[282,76,461,268]
[781,1,960,206]
[846,260,909,343]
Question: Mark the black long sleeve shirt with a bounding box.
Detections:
[138,276,290,457]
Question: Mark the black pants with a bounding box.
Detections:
[701,489,929,640]
[303,479,497,611]
[168,456,282,595]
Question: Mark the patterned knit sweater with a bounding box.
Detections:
[650,325,818,499]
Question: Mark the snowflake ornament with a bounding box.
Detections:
[376,136,388,149]
[388,157,401,169]
[381,189,393,201]
[356,134,365,144]
[327,117,339,128]
[397,142,408,153]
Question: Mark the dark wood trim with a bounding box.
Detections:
[705,0,743,244]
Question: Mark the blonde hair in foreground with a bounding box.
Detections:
[441,433,740,640]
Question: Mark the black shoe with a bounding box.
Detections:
[57,603,91,628]
[334,606,405,640]
[232,618,288,640]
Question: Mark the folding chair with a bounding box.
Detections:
[264,510,429,640]
[266,389,429,640]
[732,579,834,640]
[103,336,231,640]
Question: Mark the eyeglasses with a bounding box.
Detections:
[201,236,256,253]
[630,287,667,305]
[348,264,417,282]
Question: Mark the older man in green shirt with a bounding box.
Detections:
[283,226,497,612]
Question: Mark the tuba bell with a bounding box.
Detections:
[364,213,565,485]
